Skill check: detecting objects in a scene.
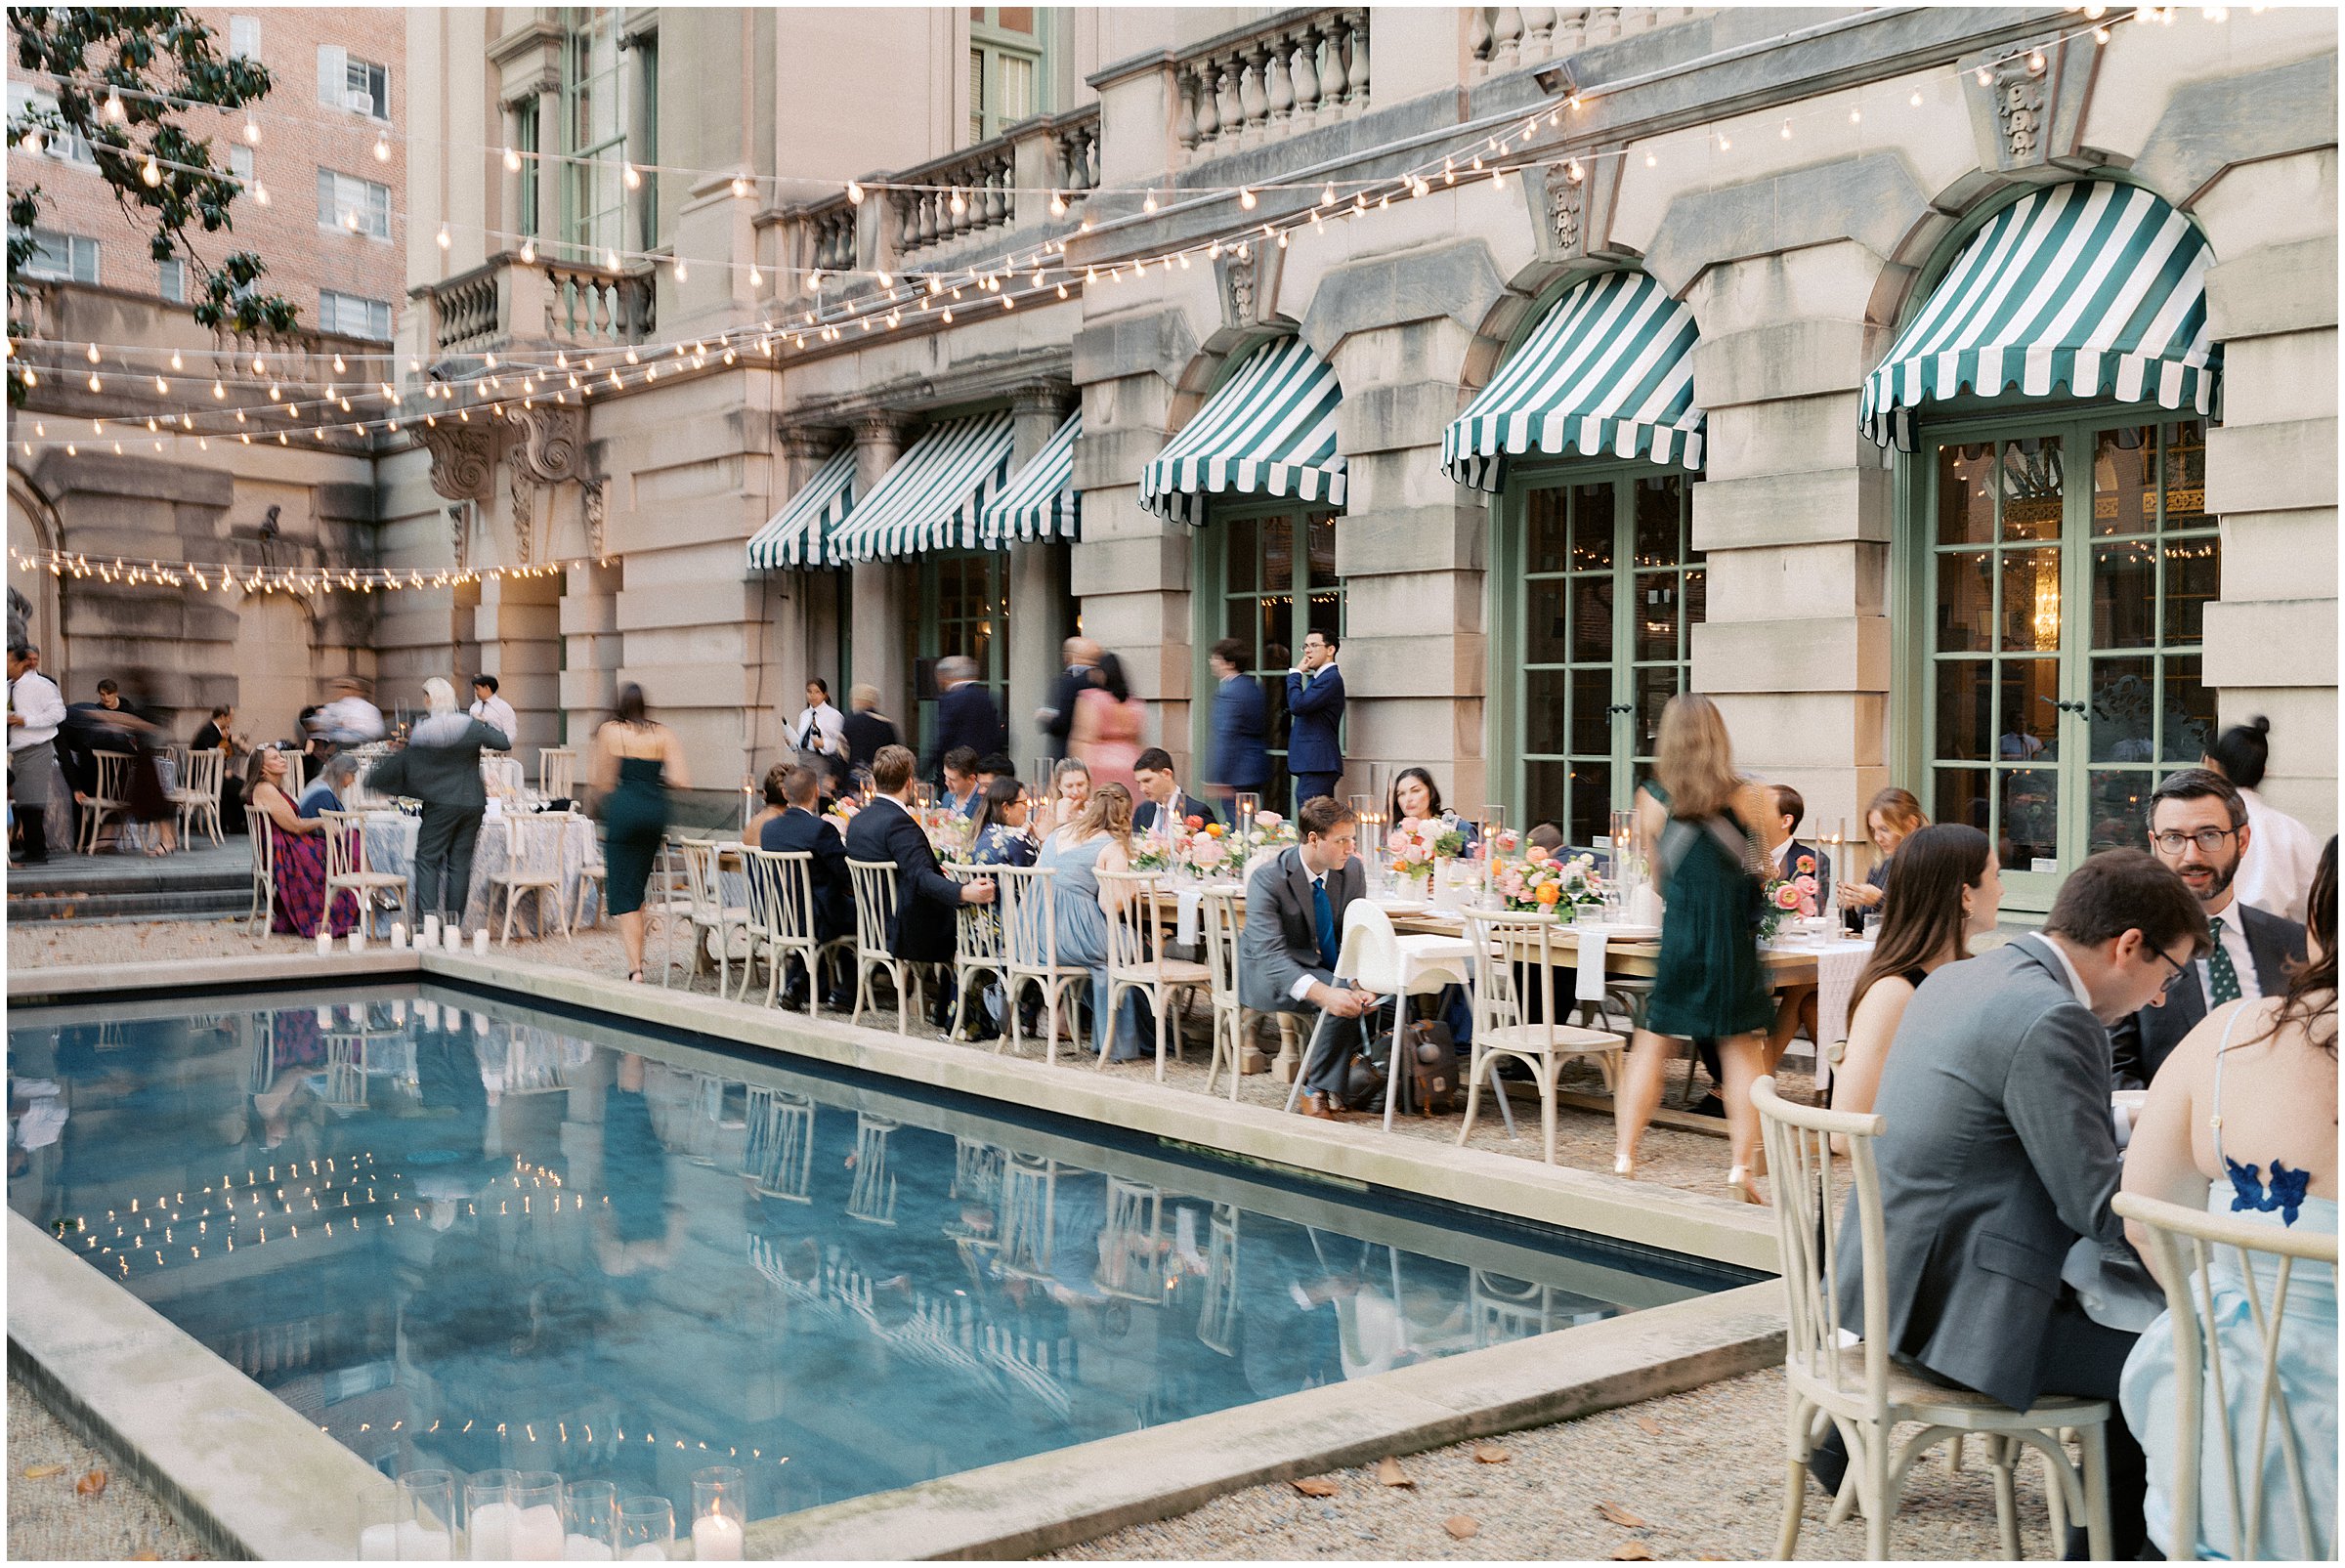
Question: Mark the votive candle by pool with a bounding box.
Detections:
[444,926,462,954]
[349,930,367,954]
[316,931,333,956]
[473,928,490,956]
[689,1469,745,1561]
[422,913,441,944]
[391,922,408,950]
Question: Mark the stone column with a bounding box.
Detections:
[476,570,563,756]
[561,558,621,745]
[1007,384,1073,766]
[500,99,527,247]
[849,414,910,729]
[762,426,838,743]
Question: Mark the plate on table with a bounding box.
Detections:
[1577,921,1659,942]
[1372,898,1428,915]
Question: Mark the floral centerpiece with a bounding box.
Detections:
[1385,817,1464,885]
[1492,843,1605,916]
[825,795,863,830]
[1133,817,1239,879]
[1759,854,1821,942]
[924,806,975,864]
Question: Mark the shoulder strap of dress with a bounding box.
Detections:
[2209,1001,2251,1174]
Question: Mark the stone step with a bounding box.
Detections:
[8,886,252,922]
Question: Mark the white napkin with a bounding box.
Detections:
[1176,888,1203,947]
[1628,881,1665,928]
[1575,928,1609,1003]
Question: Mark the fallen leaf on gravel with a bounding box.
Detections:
[130,1553,158,1561]
[21,1463,65,1479]
[76,1469,108,1497]
[1374,1457,1413,1488]
[1636,1416,1664,1437]
[1290,1477,1340,1498]
[1472,1444,1511,1463]
[1610,1543,1655,1561]
[1597,1501,1647,1529]
[1444,1515,1478,1540]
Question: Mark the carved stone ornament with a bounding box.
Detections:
[1217,250,1259,328]
[510,465,536,566]
[447,501,471,572]
[509,402,585,487]
[581,477,607,558]
[1545,167,1584,254]
[1995,60,2046,164]
[420,423,494,504]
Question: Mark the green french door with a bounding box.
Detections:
[1494,468,1703,846]
[912,549,1009,756]
[1189,508,1343,809]
[1905,412,2217,910]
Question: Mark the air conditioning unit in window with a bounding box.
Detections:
[345,89,376,114]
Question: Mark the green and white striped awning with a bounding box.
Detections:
[1442,271,1705,490]
[746,446,856,570]
[1861,180,2220,449]
[979,410,1081,545]
[825,410,1015,562]
[1139,336,1345,526]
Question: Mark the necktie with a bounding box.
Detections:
[1313,874,1339,971]
[2206,915,2241,1004]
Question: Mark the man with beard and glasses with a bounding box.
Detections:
[2110,768,2306,1092]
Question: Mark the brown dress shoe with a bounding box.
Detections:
[1299,1092,1343,1121]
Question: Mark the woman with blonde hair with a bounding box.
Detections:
[1841,785,1929,913]
[1614,694,1777,1201]
[1031,781,1145,1060]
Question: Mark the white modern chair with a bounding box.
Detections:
[2112,1190,2337,1562]
[845,857,923,1034]
[1453,910,1624,1163]
[1294,901,1476,1132]
[1095,868,1215,1080]
[991,864,1090,1066]
[1754,1075,2112,1561]
[678,837,750,990]
[943,862,1009,1042]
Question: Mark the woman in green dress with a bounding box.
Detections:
[592,683,690,984]
[1613,694,1776,1203]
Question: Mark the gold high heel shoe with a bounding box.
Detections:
[1725,1165,1764,1205]
[1613,1154,1636,1180]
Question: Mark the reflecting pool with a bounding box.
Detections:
[8,986,1757,1519]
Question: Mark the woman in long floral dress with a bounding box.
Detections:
[246,745,357,938]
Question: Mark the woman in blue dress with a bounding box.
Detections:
[1031,783,1145,1061]
[970,777,1039,869]
[2118,836,2336,1562]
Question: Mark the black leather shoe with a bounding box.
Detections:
[822,989,854,1012]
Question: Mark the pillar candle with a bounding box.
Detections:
[359,1523,398,1561]
[444,926,462,954]
[349,930,367,954]
[509,1504,565,1561]
[689,1515,743,1562]
[624,1547,666,1563]
[391,923,408,950]
[422,914,441,944]
[473,928,490,956]
[316,932,333,956]
[561,1537,614,1562]
[399,1522,452,1561]
[468,1502,515,1561]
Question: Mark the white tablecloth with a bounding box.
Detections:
[362,810,600,935]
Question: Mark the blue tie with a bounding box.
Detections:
[1313,874,1338,971]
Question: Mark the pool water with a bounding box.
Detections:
[8,986,1755,1520]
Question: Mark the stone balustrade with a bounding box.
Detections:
[1173,9,1371,163]
[10,280,384,407]
[891,106,1099,260]
[415,253,656,362]
[1467,7,1708,80]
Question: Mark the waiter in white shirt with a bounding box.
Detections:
[8,640,67,865]
[791,678,847,788]
[468,673,518,743]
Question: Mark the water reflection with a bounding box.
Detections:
[9,990,1741,1519]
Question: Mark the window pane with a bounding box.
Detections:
[1999,437,2063,542]
[157,258,185,302]
[2092,425,2155,536]
[1933,768,1990,840]
[1632,664,1678,757]
[1934,660,1992,762]
[1525,487,1567,573]
[229,145,253,181]
[2089,656,2156,762]
[2162,537,2217,646]
[1569,669,1610,755]
[1569,572,1611,663]
[1937,444,1993,545]
[1633,478,1680,567]
[2160,421,2207,530]
[1523,669,1569,756]
[1997,660,2059,762]
[1998,547,2062,654]
[1939,549,1992,653]
[1568,763,1612,850]
[2090,537,2156,650]
[1260,518,1292,591]
[1525,760,1570,837]
[1632,572,1678,662]
[229,15,260,58]
[1000,54,1035,122]
[969,48,984,141]
[1999,769,2058,869]
[1305,514,1335,585]
[997,7,1036,32]
[1257,600,1289,673]
[2160,653,2215,762]
[1305,589,1339,646]
[2087,770,2153,856]
[1224,516,1256,592]
[1570,484,1612,570]
[1683,566,1704,631]
[1525,580,1568,665]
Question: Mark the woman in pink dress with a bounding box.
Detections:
[1069,652,1145,794]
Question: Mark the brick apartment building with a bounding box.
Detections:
[9,7,406,338]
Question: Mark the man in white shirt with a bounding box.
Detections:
[7,641,66,865]
[468,674,518,744]
[2110,768,2305,1090]
[313,677,386,747]
[790,678,846,779]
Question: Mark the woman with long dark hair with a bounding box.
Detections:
[2118,835,2336,1558]
[1069,651,1144,794]
[592,683,689,984]
[1830,825,2002,1121]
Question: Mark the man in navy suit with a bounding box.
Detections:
[841,745,994,1022]
[1284,629,1344,812]
[1206,637,1268,813]
[1769,784,1834,906]
[1131,746,1220,838]
[2111,768,2306,1090]
[760,766,855,1009]
[1038,636,1098,762]
[923,656,1003,784]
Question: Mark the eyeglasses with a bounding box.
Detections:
[2152,944,2193,994]
[2151,826,2239,855]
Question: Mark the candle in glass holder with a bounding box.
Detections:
[614,1497,672,1563]
[689,1469,745,1561]
[444,925,462,954]
[508,1475,565,1561]
[316,931,333,956]
[473,928,490,956]
[562,1480,618,1561]
[391,922,408,950]
[350,929,367,954]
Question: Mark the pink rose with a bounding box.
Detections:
[1772,883,1802,911]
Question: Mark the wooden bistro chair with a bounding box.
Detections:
[677,837,750,991]
[2112,1191,2338,1561]
[1197,886,1250,1100]
[244,803,278,934]
[170,745,228,847]
[320,810,409,939]
[1096,868,1215,1081]
[846,857,924,1035]
[1454,910,1624,1164]
[989,864,1090,1066]
[1753,1075,2112,1561]
[944,862,1009,1042]
[76,750,132,853]
[487,811,570,946]
[538,746,578,803]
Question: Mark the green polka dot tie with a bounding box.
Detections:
[2206,915,2241,1005]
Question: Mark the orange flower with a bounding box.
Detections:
[1205,823,1225,838]
[1534,882,1561,906]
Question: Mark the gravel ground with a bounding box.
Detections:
[1047,1365,2063,1562]
[7,1377,208,1561]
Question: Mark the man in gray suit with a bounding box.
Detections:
[2111,768,2305,1090]
[365,677,512,926]
[1240,796,1380,1121]
[1824,848,2208,1558]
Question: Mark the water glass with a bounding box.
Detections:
[614,1496,674,1561]
[465,1470,522,1561]
[508,1473,565,1561]
[562,1481,617,1561]
[395,1471,457,1560]
[689,1468,746,1561]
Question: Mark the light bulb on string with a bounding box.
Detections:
[605,247,621,270]
[623,163,642,190]
[520,236,535,263]
[242,115,260,145]
[748,264,761,287]
[141,155,161,187]
[1049,190,1066,215]
[1239,187,1257,210]
[1143,190,1159,213]
[374,133,391,162]
[437,223,451,250]
[1320,182,1338,205]
[1780,118,1793,139]
[169,351,182,371]
[846,180,865,205]
[1850,106,1862,123]
[2027,48,2047,71]
[731,176,748,198]
[251,180,270,205]
[104,87,126,122]
[1976,65,1992,85]
[504,147,522,173]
